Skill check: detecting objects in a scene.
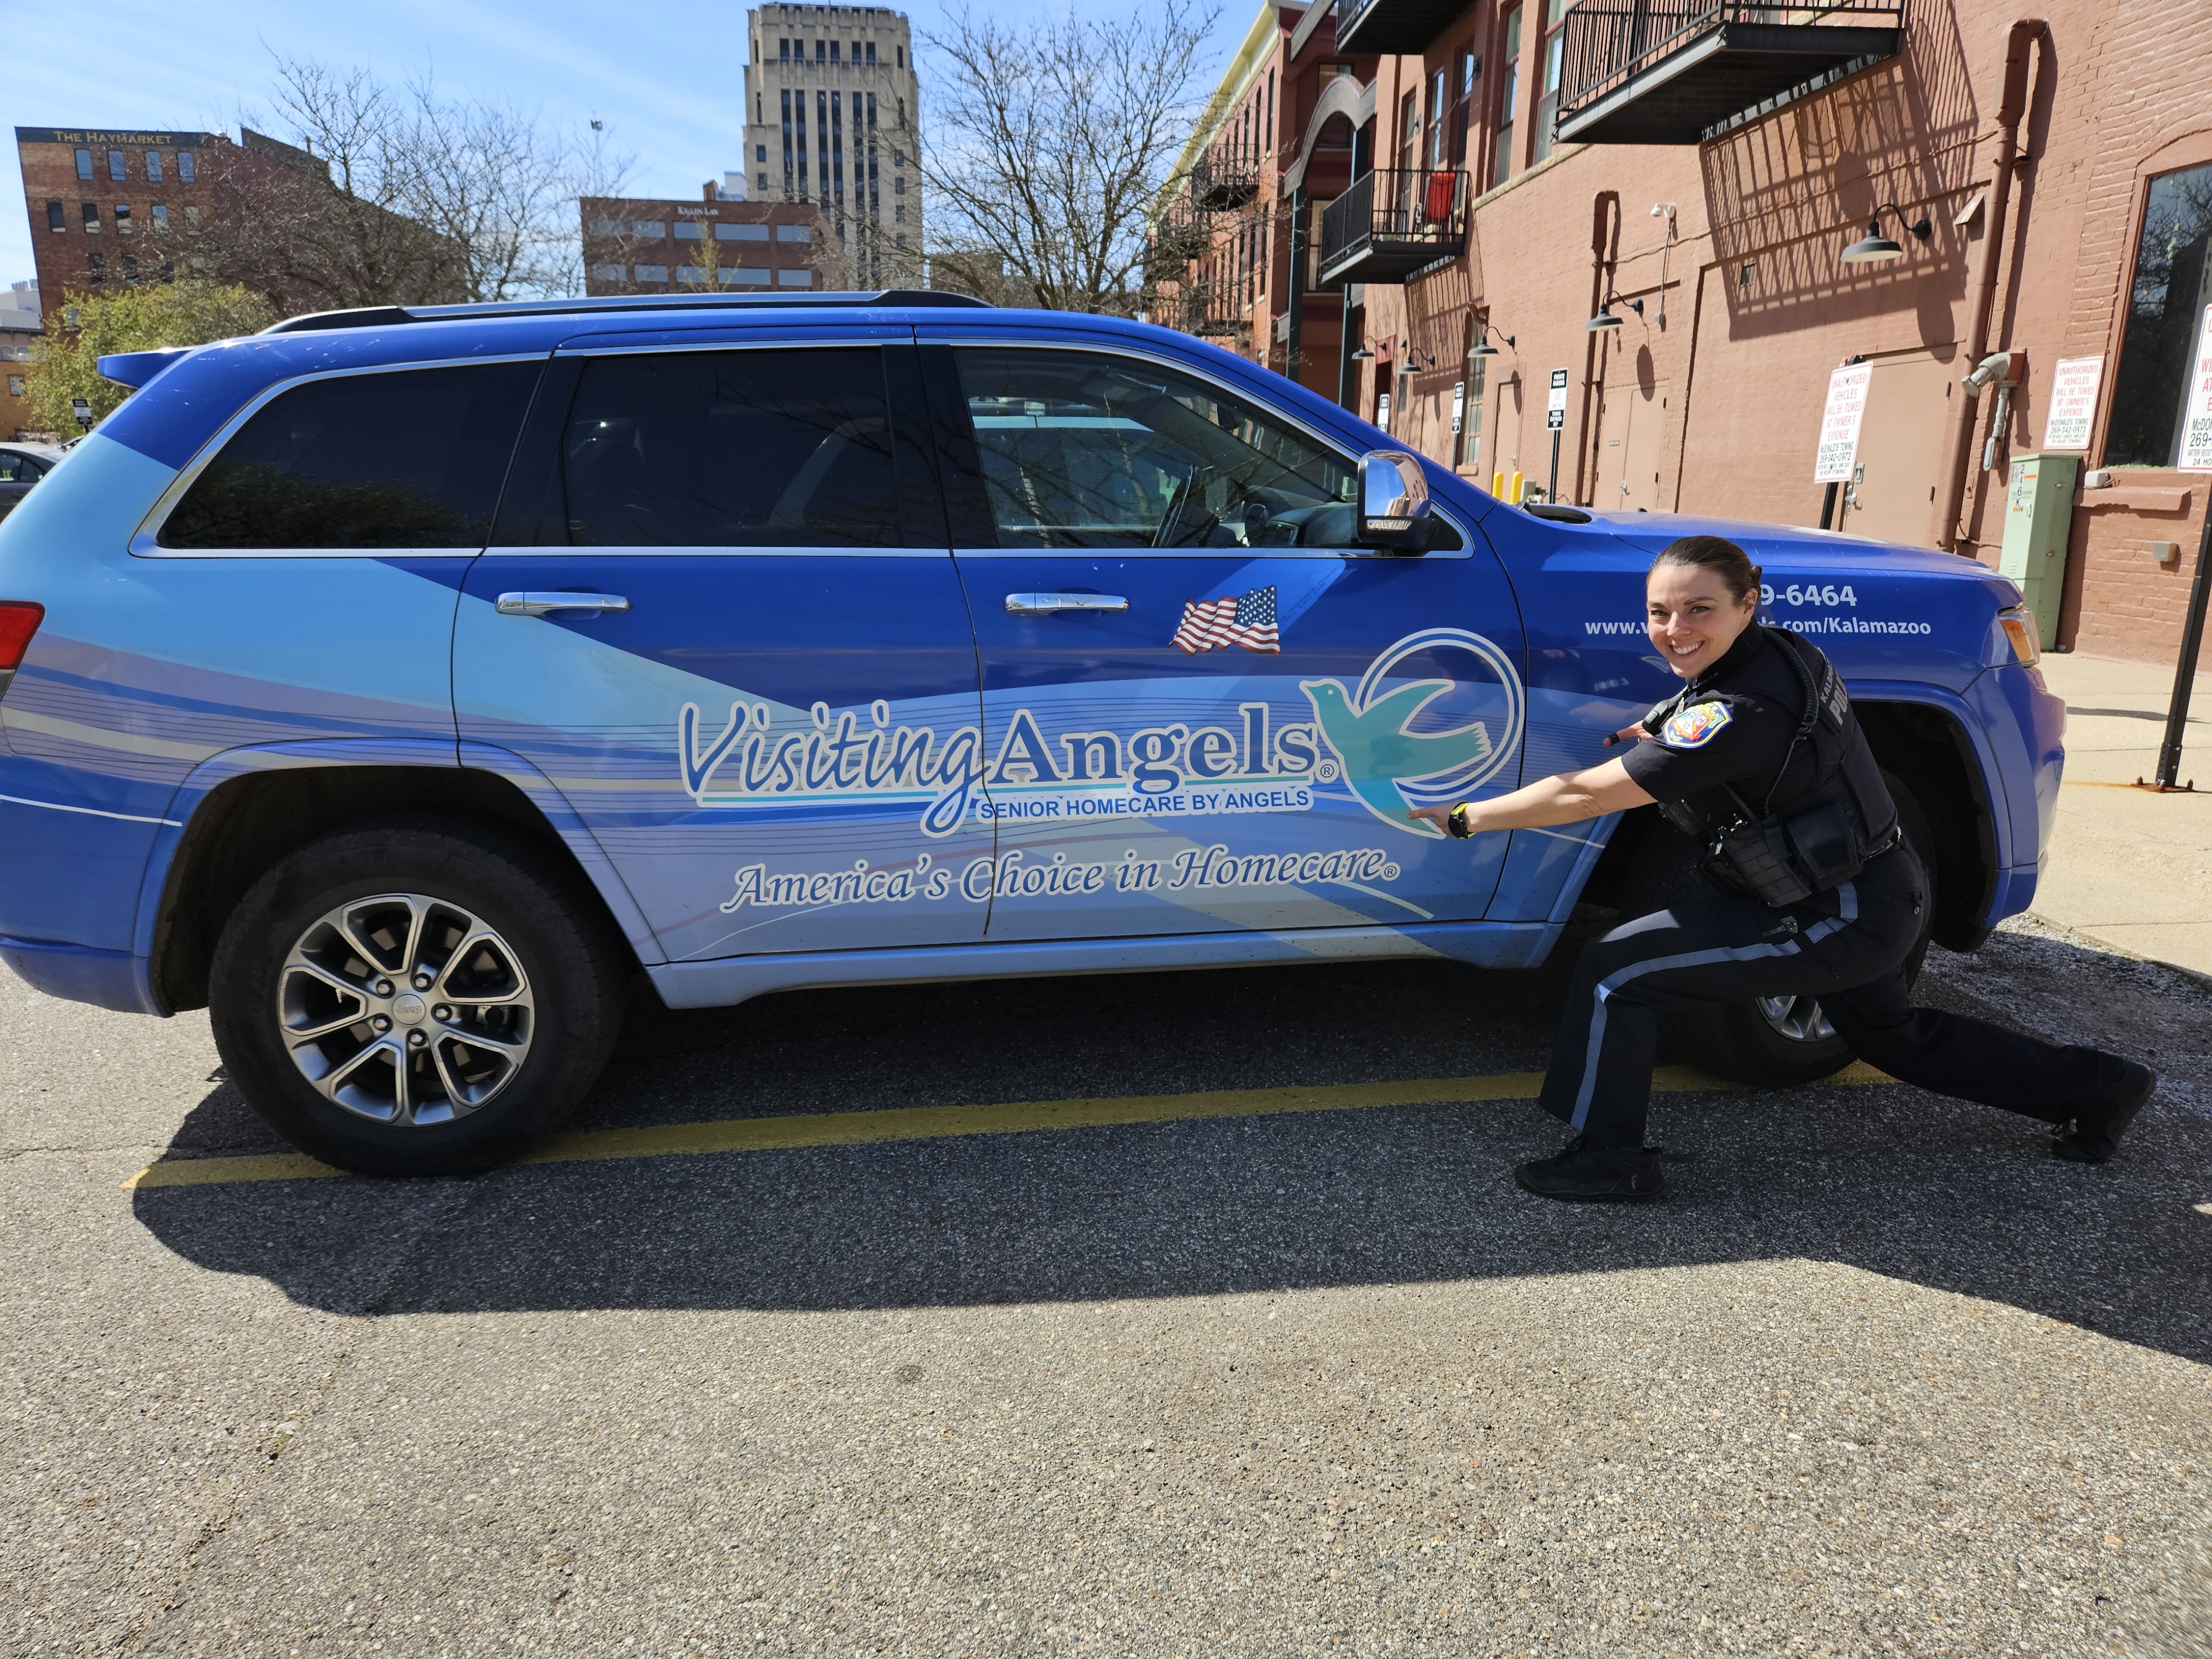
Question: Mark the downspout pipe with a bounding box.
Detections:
[1935,19,2049,553]
[1577,191,1621,507]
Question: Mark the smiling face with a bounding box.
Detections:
[1646,561,1759,680]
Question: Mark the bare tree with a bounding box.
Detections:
[152,58,636,314]
[905,1,1223,312]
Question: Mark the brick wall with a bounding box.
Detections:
[14,128,225,324]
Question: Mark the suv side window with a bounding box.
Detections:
[159,361,540,550]
[561,348,905,547]
[0,452,33,482]
[950,347,1359,550]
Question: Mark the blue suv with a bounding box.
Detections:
[0,293,2063,1174]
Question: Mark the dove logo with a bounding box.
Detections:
[1300,628,1525,837]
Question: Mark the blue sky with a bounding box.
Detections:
[3,0,1251,295]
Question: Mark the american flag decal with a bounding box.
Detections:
[1172,585,1281,655]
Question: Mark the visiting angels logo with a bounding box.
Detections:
[1300,628,1525,837]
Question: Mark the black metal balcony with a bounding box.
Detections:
[1190,158,1259,211]
[1556,0,1903,146]
[1333,0,1471,56]
[1315,168,1467,288]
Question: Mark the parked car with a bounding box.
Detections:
[0,442,62,522]
[0,294,2062,1175]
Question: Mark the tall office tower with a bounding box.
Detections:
[742,6,921,287]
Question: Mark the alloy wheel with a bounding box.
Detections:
[1755,993,1835,1044]
[275,893,535,1127]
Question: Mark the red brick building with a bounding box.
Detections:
[581,190,837,295]
[14,128,225,322]
[1155,1,2212,666]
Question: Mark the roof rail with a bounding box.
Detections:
[261,290,990,335]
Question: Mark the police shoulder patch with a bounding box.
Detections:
[1660,700,1734,749]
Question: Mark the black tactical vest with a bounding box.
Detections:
[1653,626,1898,905]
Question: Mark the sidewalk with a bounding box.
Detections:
[2026,651,2212,977]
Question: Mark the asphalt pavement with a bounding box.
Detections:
[4,908,2210,1657]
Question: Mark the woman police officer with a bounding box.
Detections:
[1410,535,2156,1203]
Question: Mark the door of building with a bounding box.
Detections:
[1594,376,1668,511]
[1837,350,1955,546]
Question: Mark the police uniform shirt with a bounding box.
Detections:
[1618,624,1832,825]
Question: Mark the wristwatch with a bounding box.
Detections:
[1446,802,1473,839]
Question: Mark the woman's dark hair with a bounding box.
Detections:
[1650,534,1763,605]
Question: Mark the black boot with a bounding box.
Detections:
[2051,1061,2156,1164]
[1513,1135,1665,1202]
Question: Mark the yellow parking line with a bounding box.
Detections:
[123,1060,1897,1190]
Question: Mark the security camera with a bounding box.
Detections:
[1961,349,2023,395]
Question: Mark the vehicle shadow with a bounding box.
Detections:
[132,922,2212,1365]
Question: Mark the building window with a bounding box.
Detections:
[897,45,905,69]
[759,172,769,191]
[46,200,65,232]
[147,149,165,184]
[588,217,620,237]
[632,220,666,238]
[87,252,106,283]
[7,377,24,398]
[121,253,139,284]
[184,206,201,234]
[178,150,195,185]
[722,267,770,285]
[75,148,93,181]
[894,175,905,195]
[591,263,627,282]
[151,204,169,229]
[1494,5,1523,189]
[675,221,707,239]
[757,144,768,162]
[776,223,811,243]
[721,222,769,241]
[894,205,905,223]
[866,41,877,65]
[676,265,708,284]
[82,203,100,233]
[1532,0,1567,165]
[2108,160,2212,467]
[830,40,841,61]
[778,268,813,286]
[780,36,790,58]
[1398,91,1419,179]
[1430,69,1448,168]
[114,204,132,233]
[895,232,907,249]
[109,150,126,182]
[816,38,826,60]
[634,263,670,282]
[783,88,798,195]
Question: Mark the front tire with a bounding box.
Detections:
[1619,775,1937,1087]
[208,817,627,1176]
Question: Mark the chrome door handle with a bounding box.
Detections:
[495,592,631,617]
[1004,592,1129,615]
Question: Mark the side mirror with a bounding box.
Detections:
[1355,449,1431,552]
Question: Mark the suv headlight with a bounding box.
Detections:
[1996,605,2041,666]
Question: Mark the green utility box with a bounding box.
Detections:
[1999,452,2079,649]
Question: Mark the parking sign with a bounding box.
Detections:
[1546,368,1568,432]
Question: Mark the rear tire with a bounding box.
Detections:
[1618,775,1937,1087]
[208,816,627,1176]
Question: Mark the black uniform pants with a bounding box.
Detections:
[1538,843,2127,1149]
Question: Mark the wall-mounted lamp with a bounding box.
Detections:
[1587,293,1644,331]
[1468,322,1515,359]
[1350,342,1376,361]
[1840,202,1934,263]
